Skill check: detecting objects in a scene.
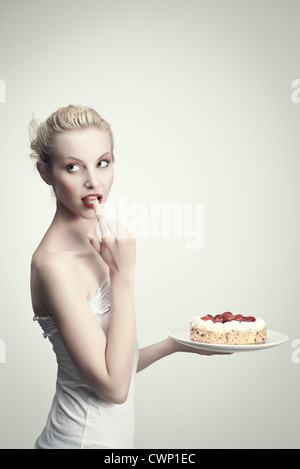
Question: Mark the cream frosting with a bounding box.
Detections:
[191,315,266,332]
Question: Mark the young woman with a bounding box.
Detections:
[30,105,221,449]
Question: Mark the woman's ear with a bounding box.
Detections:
[36,161,53,186]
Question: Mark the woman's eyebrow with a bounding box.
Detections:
[63,156,83,163]
[64,152,112,162]
[98,152,112,159]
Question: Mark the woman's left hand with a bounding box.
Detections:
[166,337,233,356]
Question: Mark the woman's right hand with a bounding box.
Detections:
[92,202,136,279]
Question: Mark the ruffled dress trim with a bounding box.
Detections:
[33,277,110,338]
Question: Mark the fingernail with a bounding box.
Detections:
[93,199,100,210]
[94,201,104,216]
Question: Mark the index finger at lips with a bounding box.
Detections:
[93,200,104,219]
[94,202,111,238]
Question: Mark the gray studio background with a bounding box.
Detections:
[0,0,299,449]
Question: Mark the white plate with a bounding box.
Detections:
[168,326,289,353]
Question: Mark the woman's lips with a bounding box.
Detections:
[81,194,102,209]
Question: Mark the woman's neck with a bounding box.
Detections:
[49,203,98,250]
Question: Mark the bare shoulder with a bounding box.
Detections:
[30,246,90,318]
[31,247,80,286]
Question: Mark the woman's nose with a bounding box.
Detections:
[84,169,99,189]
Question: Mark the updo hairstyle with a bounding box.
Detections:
[29,104,114,168]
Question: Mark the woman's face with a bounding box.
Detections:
[48,127,114,219]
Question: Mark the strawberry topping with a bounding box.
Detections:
[201,312,256,323]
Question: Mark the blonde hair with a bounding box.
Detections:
[30,104,114,166]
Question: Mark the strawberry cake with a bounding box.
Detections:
[190,312,267,345]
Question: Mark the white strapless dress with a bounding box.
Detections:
[33,277,139,449]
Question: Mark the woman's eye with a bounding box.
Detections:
[97,160,109,168]
[66,163,80,172]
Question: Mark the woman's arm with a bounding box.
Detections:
[137,337,224,373]
[105,272,136,401]
[92,204,137,401]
